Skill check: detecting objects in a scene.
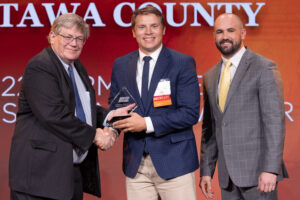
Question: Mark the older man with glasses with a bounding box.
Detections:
[9,13,133,200]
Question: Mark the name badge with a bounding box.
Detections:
[153,79,172,107]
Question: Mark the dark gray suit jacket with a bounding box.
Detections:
[200,48,288,188]
[9,47,108,199]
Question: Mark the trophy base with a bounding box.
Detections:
[108,115,131,124]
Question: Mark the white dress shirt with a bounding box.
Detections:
[136,45,163,133]
[55,53,92,164]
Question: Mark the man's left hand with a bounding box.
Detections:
[113,112,146,133]
[108,103,136,121]
[257,172,277,193]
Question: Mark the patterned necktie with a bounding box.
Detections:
[68,65,86,156]
[141,56,152,108]
[218,60,232,112]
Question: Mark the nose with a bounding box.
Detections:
[145,27,152,35]
[69,38,78,46]
[222,31,230,39]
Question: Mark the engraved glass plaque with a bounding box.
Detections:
[109,87,137,110]
[108,87,137,125]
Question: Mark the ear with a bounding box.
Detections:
[163,27,166,35]
[241,28,246,40]
[49,31,56,44]
[132,29,136,38]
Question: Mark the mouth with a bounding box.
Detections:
[220,40,233,46]
[66,48,80,53]
[143,37,155,42]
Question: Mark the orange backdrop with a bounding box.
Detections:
[0,0,299,199]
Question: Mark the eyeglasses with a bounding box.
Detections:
[57,34,85,45]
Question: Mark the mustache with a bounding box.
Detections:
[220,39,233,45]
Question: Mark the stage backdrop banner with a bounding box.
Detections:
[1,0,299,199]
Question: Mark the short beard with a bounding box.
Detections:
[216,39,242,57]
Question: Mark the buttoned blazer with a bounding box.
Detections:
[9,47,108,199]
[200,48,288,188]
[109,46,200,179]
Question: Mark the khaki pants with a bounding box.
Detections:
[126,154,197,200]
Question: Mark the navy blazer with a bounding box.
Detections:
[9,47,107,199]
[109,46,200,179]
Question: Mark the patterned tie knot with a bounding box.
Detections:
[143,56,152,63]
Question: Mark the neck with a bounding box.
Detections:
[222,45,244,59]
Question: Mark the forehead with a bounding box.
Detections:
[135,13,161,24]
[59,25,84,36]
[214,15,241,30]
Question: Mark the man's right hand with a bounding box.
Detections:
[93,128,117,150]
[200,176,214,199]
[112,112,146,133]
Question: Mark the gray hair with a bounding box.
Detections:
[48,13,89,43]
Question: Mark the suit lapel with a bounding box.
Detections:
[212,61,223,113]
[46,47,76,110]
[128,51,145,114]
[145,46,170,113]
[223,50,251,113]
[47,47,73,90]
[47,47,97,127]
[74,63,90,91]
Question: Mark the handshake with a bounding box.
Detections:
[93,103,136,151]
[94,127,117,151]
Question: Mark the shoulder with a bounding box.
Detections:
[24,47,66,81]
[27,47,59,71]
[163,47,196,73]
[113,50,138,66]
[28,47,50,65]
[165,47,194,62]
[204,62,220,78]
[245,49,276,69]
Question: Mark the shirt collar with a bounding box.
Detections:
[51,47,74,71]
[138,44,163,63]
[222,46,246,67]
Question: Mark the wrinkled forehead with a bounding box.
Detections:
[58,25,84,36]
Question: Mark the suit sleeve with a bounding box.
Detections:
[200,75,218,177]
[96,105,109,128]
[22,60,95,151]
[150,56,200,137]
[259,62,285,175]
[108,62,119,107]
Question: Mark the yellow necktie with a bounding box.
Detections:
[218,60,232,112]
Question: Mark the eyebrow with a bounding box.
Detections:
[215,27,236,31]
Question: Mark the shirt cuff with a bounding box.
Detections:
[103,111,113,127]
[145,117,154,133]
[103,111,120,134]
[109,127,120,137]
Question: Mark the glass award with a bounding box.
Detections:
[108,87,137,124]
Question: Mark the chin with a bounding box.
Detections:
[67,54,79,60]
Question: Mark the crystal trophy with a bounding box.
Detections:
[108,87,137,124]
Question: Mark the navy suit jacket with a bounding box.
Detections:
[109,46,200,179]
